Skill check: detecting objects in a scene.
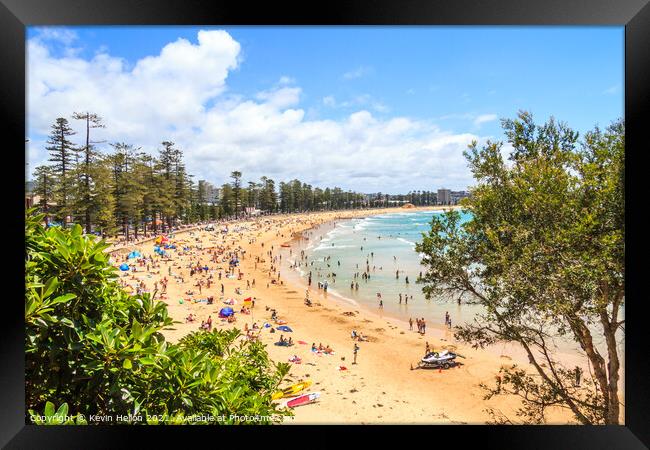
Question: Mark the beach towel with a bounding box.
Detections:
[298,340,308,345]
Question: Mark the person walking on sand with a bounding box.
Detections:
[353,343,360,364]
[409,317,413,331]
[575,366,582,387]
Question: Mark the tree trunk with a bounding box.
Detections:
[600,288,622,425]
[567,315,612,422]
[85,116,91,234]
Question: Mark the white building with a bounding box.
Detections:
[437,188,452,205]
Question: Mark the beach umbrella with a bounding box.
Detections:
[219,307,234,318]
[277,325,293,332]
[119,263,130,271]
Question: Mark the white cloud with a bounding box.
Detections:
[602,84,621,95]
[342,66,372,80]
[321,94,389,114]
[32,27,79,45]
[473,114,498,126]
[255,86,302,109]
[278,76,295,85]
[321,95,336,107]
[439,112,498,128]
[27,29,481,192]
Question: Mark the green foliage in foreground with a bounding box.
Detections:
[25,208,291,424]
[417,112,624,424]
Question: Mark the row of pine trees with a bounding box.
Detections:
[31,114,407,239]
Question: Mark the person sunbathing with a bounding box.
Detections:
[324,345,333,354]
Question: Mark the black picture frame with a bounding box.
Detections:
[2,0,648,447]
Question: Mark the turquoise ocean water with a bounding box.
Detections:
[281,209,478,330]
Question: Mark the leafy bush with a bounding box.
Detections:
[25,208,291,424]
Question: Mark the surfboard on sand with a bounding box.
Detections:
[285,392,321,408]
[272,380,313,400]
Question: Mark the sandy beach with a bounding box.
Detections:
[109,206,577,424]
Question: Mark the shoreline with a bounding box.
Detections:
[277,213,595,371]
[108,206,582,424]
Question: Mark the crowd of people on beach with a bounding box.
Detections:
[109,208,463,400]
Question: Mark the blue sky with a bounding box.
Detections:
[26,26,623,192]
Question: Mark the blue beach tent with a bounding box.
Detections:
[219,307,234,318]
[276,325,293,332]
[119,263,130,271]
